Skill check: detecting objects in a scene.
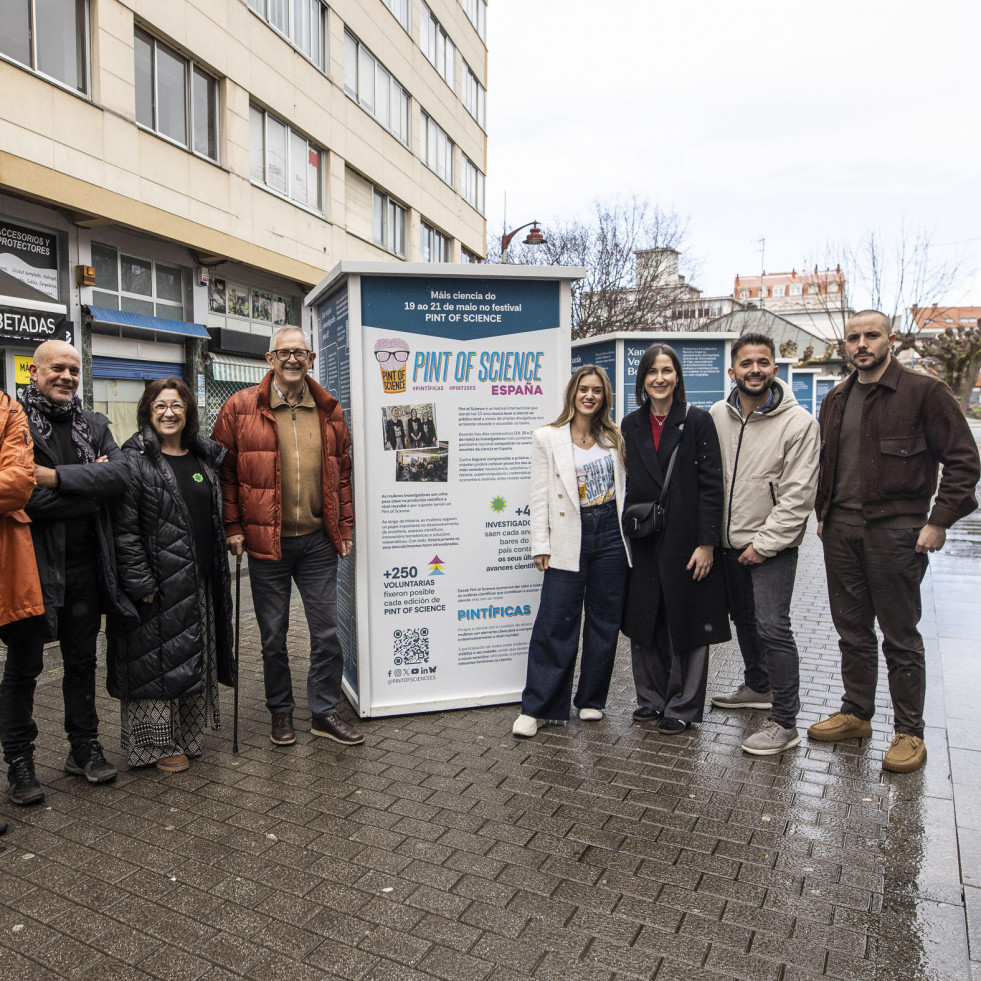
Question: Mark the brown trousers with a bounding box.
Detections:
[822,520,929,737]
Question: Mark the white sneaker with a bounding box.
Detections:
[512,714,539,738]
[578,708,603,721]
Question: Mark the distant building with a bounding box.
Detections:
[1,0,488,431]
[910,305,981,336]
[733,267,853,338]
[702,306,847,377]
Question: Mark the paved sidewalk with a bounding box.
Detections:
[1,490,979,979]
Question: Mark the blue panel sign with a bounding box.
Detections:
[316,287,358,696]
[816,377,836,416]
[792,372,816,414]
[624,337,728,411]
[361,276,559,340]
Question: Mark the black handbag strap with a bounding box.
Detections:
[658,404,690,503]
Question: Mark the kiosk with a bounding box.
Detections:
[306,262,582,718]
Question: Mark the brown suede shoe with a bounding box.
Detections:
[311,712,364,745]
[883,733,927,773]
[156,754,189,773]
[807,712,873,742]
[271,712,296,746]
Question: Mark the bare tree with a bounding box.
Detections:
[489,197,692,339]
[809,226,980,407]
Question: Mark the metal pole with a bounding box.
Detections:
[233,552,241,754]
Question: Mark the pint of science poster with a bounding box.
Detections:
[308,263,580,717]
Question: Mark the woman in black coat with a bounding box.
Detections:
[108,378,233,772]
[621,344,730,733]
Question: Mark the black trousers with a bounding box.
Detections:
[822,520,929,737]
[0,555,102,763]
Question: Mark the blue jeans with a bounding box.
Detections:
[521,501,628,722]
[722,547,801,728]
[249,529,343,717]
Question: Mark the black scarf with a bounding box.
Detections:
[22,384,95,464]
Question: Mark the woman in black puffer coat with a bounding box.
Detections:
[107,378,233,772]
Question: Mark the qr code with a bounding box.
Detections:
[393,628,430,666]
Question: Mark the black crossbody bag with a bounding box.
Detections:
[621,405,689,539]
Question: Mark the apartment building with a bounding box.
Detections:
[0,0,488,432]
[732,266,851,339]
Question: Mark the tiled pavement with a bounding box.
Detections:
[1,474,979,979]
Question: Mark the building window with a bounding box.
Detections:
[250,105,324,211]
[344,31,410,146]
[247,0,328,70]
[421,3,454,88]
[806,283,819,294]
[827,282,839,293]
[420,111,454,186]
[372,188,407,257]
[462,156,484,214]
[135,28,219,161]
[421,222,449,262]
[461,247,481,263]
[461,0,486,41]
[381,0,410,32]
[738,289,749,299]
[0,0,88,94]
[772,284,785,297]
[462,64,485,128]
[91,244,187,320]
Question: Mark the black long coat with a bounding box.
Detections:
[106,429,234,701]
[621,402,731,651]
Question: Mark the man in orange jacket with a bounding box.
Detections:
[0,388,45,835]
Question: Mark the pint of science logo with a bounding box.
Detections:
[374,336,410,394]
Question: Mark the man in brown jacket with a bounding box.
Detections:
[810,310,980,773]
[212,327,362,748]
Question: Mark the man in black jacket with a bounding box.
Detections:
[810,311,980,773]
[0,340,130,804]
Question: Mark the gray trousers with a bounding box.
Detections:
[631,602,709,722]
[249,529,343,717]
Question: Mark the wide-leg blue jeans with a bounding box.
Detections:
[521,501,628,722]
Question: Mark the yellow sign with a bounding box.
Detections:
[14,356,32,385]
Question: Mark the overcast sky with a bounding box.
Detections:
[485,0,981,305]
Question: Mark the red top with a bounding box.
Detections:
[649,411,668,450]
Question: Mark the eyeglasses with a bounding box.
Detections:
[375,350,409,364]
[151,401,186,415]
[270,348,311,362]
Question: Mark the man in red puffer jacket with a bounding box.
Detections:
[212,326,362,748]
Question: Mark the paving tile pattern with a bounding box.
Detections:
[0,524,973,980]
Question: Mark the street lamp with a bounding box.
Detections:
[501,221,545,261]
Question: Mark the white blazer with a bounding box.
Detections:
[529,423,631,572]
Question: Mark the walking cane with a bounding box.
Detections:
[233,552,241,754]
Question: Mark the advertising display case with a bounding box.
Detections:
[306,262,582,717]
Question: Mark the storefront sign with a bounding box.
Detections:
[0,305,71,345]
[0,220,59,298]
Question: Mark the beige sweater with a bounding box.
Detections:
[271,386,323,538]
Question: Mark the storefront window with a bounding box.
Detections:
[92,244,186,320]
[208,277,299,330]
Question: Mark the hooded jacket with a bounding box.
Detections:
[211,371,353,560]
[0,392,43,628]
[107,428,234,700]
[709,378,820,557]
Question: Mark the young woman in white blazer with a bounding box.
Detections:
[513,365,631,738]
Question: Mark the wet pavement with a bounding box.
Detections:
[0,425,979,981]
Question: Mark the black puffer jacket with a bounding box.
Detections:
[107,428,234,701]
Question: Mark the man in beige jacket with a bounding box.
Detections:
[709,333,820,756]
